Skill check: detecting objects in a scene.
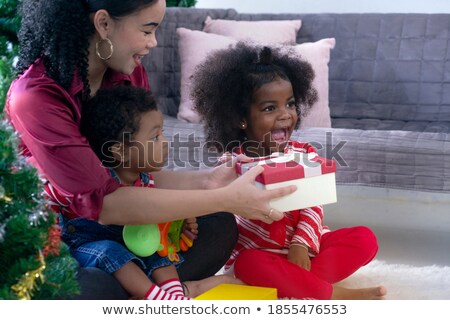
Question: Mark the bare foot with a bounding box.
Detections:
[183,275,244,298]
[331,285,387,300]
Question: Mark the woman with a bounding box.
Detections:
[4,0,294,298]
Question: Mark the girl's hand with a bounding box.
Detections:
[288,244,311,271]
[222,165,297,223]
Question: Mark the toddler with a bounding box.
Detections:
[57,86,193,299]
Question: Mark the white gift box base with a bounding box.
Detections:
[256,172,337,212]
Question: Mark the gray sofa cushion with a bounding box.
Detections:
[163,115,450,193]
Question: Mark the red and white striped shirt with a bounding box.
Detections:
[224,140,330,270]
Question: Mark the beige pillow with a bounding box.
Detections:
[176,28,335,128]
[203,16,301,44]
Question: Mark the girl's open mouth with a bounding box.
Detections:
[271,128,288,144]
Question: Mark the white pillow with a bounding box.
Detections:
[176,28,335,128]
[203,16,301,44]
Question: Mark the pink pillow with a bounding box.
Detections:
[176,28,335,128]
[289,38,336,128]
[177,28,237,123]
[203,16,301,44]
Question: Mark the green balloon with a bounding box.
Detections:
[123,224,163,257]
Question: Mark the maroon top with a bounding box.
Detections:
[5,58,150,220]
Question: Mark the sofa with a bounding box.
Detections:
[74,8,450,299]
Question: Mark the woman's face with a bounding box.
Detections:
[106,0,166,75]
[244,77,298,157]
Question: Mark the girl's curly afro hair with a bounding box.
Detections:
[190,41,317,153]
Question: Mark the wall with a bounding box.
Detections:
[195,0,450,14]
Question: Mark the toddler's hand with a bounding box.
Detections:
[183,217,198,238]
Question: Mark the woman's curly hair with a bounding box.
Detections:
[190,41,317,153]
[16,0,157,99]
[80,86,157,168]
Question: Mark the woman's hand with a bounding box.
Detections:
[205,154,252,190]
[221,164,297,223]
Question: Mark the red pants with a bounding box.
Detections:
[234,226,378,299]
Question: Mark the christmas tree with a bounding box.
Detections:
[0,121,80,299]
[0,0,20,111]
[1,0,79,300]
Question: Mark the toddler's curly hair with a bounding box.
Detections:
[190,42,317,153]
[80,86,157,167]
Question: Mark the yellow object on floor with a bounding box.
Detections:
[195,283,277,300]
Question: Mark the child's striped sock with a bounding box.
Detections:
[145,283,190,300]
[160,278,186,297]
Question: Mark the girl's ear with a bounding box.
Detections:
[110,143,128,164]
[92,9,112,39]
[240,119,247,130]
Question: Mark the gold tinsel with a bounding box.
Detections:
[11,251,46,300]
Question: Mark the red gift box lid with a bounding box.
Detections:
[236,152,336,185]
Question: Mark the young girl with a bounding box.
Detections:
[191,42,387,300]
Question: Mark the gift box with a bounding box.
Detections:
[194,284,277,300]
[236,151,337,212]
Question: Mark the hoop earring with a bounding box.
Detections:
[96,38,114,61]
